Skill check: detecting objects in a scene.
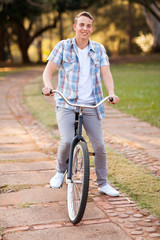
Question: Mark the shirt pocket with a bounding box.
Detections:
[63,56,74,72]
[94,59,101,73]
[94,58,100,66]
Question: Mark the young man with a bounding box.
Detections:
[42,12,119,196]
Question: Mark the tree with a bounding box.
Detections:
[128,0,160,52]
[0,0,58,63]
[0,26,5,62]
[0,0,110,63]
[129,0,160,22]
[128,1,134,53]
[91,0,148,55]
[143,2,160,52]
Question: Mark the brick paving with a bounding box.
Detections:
[0,68,160,240]
[103,106,160,177]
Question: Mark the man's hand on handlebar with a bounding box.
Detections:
[42,87,53,96]
[108,95,119,104]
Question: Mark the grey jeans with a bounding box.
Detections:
[56,107,107,187]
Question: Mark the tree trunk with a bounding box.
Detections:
[19,43,30,63]
[128,2,134,54]
[37,17,42,62]
[0,26,5,61]
[14,14,58,63]
[16,24,31,63]
[6,32,13,62]
[22,50,30,63]
[37,38,42,62]
[143,5,160,52]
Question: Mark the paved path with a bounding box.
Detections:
[0,68,160,240]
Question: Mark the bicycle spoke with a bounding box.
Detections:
[67,141,89,224]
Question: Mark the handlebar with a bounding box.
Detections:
[47,90,113,109]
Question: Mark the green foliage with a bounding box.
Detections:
[0,0,111,63]
[126,0,160,22]
[1,0,158,63]
[0,0,110,24]
[0,0,43,24]
[52,0,110,12]
[92,0,149,55]
[135,32,154,52]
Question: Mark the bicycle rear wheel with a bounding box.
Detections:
[67,141,90,224]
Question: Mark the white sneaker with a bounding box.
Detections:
[50,172,65,188]
[98,183,119,197]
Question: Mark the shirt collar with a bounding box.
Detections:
[71,37,95,52]
[88,39,95,52]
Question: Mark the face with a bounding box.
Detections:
[73,16,94,40]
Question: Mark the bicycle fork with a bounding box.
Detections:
[67,108,86,181]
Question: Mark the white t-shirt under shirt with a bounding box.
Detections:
[77,45,95,105]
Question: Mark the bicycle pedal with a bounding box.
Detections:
[89,152,95,156]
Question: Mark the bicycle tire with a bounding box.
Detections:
[67,141,90,224]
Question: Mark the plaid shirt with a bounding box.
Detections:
[48,37,110,119]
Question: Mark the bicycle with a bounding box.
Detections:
[48,90,113,224]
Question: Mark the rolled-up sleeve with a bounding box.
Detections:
[47,41,63,66]
[100,45,110,67]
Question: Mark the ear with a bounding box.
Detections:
[91,26,94,33]
[73,24,76,31]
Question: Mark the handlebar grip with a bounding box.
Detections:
[42,90,53,95]
[109,97,113,102]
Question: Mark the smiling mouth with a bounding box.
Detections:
[81,32,88,35]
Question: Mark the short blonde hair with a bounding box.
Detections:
[74,12,94,25]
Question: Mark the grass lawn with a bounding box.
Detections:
[0,64,42,77]
[107,148,160,216]
[22,76,58,135]
[103,62,160,127]
[0,67,27,77]
[22,66,160,218]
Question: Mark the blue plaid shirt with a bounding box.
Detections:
[48,37,110,119]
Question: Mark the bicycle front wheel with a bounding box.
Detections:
[67,141,90,224]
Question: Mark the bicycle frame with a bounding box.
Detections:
[68,108,86,180]
[49,89,113,181]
